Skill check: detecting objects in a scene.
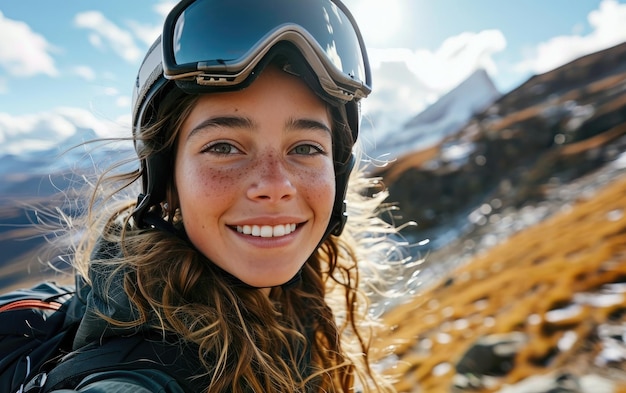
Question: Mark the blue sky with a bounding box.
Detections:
[1,0,626,155]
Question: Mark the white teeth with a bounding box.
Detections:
[273,225,285,237]
[236,224,297,238]
[260,226,273,238]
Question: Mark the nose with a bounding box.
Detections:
[246,152,296,202]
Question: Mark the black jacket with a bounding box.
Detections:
[47,240,193,393]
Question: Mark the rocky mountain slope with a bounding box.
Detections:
[376,167,626,393]
[372,41,626,392]
[375,41,626,252]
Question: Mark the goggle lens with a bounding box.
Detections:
[163,0,370,96]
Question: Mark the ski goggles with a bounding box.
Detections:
[159,0,372,102]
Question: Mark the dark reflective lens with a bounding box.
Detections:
[165,0,368,85]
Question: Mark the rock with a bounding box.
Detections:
[454,332,528,390]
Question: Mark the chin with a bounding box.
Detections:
[241,269,301,289]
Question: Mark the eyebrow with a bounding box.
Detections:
[186,116,254,141]
[286,118,332,135]
[185,115,332,141]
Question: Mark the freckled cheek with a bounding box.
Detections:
[176,162,246,204]
[299,166,336,213]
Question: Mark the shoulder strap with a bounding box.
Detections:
[0,284,84,393]
[37,334,210,393]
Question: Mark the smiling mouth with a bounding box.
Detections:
[235,223,298,238]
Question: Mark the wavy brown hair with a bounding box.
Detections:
[72,85,402,392]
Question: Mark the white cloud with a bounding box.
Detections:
[102,87,119,96]
[515,0,626,74]
[55,107,128,137]
[0,107,128,156]
[115,113,132,129]
[128,0,176,46]
[0,111,75,155]
[343,0,405,47]
[87,33,104,49]
[362,29,506,130]
[127,22,161,47]
[154,1,177,18]
[116,96,131,108]
[0,11,58,77]
[73,65,96,81]
[76,1,174,62]
[414,30,505,91]
[74,11,142,63]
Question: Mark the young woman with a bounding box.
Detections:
[47,0,411,391]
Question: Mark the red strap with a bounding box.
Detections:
[0,299,63,312]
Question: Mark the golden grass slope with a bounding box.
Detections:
[378,172,626,392]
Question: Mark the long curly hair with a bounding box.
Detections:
[71,84,406,392]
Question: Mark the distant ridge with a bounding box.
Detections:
[368,68,501,161]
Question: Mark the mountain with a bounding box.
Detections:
[373,41,626,393]
[0,128,135,290]
[376,41,626,249]
[0,128,135,196]
[366,68,501,161]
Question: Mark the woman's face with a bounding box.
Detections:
[175,66,335,288]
